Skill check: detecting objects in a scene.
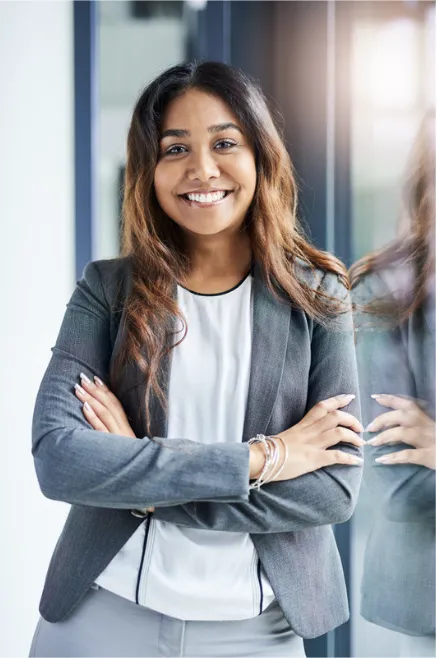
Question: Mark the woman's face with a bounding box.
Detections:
[154,89,257,238]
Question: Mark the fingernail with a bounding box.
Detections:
[375,456,390,463]
[75,383,86,395]
[371,394,385,399]
[84,401,92,412]
[94,376,104,387]
[366,437,379,445]
[351,457,364,465]
[80,372,92,385]
[366,422,377,431]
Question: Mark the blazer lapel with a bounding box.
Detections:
[242,261,291,442]
[131,262,291,442]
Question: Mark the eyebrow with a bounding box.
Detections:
[160,122,243,140]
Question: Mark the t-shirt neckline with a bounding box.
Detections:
[178,265,253,298]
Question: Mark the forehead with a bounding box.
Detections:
[161,89,240,131]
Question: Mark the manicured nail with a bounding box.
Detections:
[94,376,104,387]
[83,401,92,412]
[366,437,379,445]
[366,421,377,431]
[371,394,385,399]
[75,383,86,396]
[80,372,92,384]
[338,394,355,401]
[351,457,364,465]
[375,455,391,463]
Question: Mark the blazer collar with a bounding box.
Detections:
[124,261,291,441]
[241,260,291,442]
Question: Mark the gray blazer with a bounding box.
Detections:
[353,269,436,636]
[32,256,362,639]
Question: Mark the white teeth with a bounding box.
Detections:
[186,191,227,203]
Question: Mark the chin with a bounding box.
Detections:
[172,215,240,237]
[180,223,232,237]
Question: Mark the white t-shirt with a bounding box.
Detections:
[96,270,275,620]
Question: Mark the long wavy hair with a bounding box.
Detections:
[111,61,348,436]
[349,111,435,325]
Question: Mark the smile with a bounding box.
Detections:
[179,190,233,207]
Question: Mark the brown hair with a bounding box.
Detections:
[349,111,435,325]
[112,61,348,435]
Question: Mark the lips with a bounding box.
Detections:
[178,189,234,208]
[178,189,233,207]
[179,189,233,199]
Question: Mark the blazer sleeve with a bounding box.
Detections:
[32,261,251,509]
[153,272,364,533]
[352,276,435,526]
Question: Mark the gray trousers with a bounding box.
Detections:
[29,585,306,657]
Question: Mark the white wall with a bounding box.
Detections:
[0,2,74,656]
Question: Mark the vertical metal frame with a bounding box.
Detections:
[74,0,97,280]
[332,3,353,657]
[190,0,231,62]
[333,2,353,270]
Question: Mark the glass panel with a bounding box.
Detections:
[350,15,430,262]
[349,4,435,658]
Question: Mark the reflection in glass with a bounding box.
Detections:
[351,114,435,658]
[349,5,435,655]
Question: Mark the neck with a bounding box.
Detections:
[185,229,253,279]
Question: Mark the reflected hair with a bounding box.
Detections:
[349,111,436,325]
[111,61,348,436]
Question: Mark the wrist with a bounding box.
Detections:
[249,442,266,479]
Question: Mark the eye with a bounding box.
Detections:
[214,139,237,150]
[163,144,188,157]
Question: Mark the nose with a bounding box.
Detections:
[186,148,220,183]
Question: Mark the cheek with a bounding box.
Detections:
[154,167,173,208]
[237,153,256,185]
[153,166,164,195]
[237,156,257,200]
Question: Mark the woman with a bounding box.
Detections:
[30,61,363,658]
[351,113,435,656]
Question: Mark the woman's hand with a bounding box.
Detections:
[74,373,155,513]
[74,372,137,438]
[261,394,365,482]
[365,394,436,470]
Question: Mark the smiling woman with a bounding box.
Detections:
[155,93,256,232]
[154,90,257,293]
[30,61,363,658]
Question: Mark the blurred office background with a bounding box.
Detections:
[0,1,434,656]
